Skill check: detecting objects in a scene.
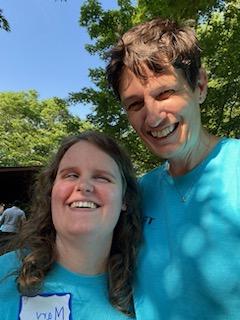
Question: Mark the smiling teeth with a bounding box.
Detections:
[151,124,176,138]
[70,201,97,209]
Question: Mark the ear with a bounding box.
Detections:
[121,201,127,211]
[197,68,208,104]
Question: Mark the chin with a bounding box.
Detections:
[64,224,95,236]
[147,144,178,160]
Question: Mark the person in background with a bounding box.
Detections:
[0,202,7,253]
[0,200,26,249]
[0,203,5,215]
[107,17,240,320]
[0,201,26,255]
[0,131,141,319]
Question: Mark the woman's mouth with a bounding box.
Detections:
[69,201,99,209]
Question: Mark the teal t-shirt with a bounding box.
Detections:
[0,251,133,320]
[134,138,240,320]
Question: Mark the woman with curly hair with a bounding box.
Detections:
[0,131,141,319]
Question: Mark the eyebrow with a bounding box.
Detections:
[93,169,118,180]
[121,79,175,104]
[58,167,118,180]
[58,166,78,174]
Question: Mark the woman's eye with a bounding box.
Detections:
[94,176,111,182]
[64,173,78,179]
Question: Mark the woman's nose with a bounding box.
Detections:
[76,180,94,193]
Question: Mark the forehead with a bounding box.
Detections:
[58,140,121,173]
[119,65,184,100]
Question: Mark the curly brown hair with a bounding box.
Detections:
[107,18,201,100]
[10,131,141,317]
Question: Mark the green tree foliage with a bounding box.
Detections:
[70,0,153,173]
[70,0,240,174]
[0,9,10,31]
[199,1,240,137]
[0,90,93,166]
[133,0,221,23]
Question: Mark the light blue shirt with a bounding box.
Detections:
[134,138,240,320]
[0,251,134,319]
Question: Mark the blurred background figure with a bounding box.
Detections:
[0,200,26,254]
[0,203,5,215]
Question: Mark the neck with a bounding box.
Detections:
[168,130,219,177]
[55,235,111,275]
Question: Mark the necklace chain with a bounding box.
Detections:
[164,136,213,203]
[164,162,196,202]
[173,178,196,202]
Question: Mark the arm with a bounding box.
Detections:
[0,212,5,227]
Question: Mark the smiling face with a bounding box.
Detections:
[51,140,126,244]
[119,65,207,162]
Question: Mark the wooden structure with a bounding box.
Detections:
[0,166,42,207]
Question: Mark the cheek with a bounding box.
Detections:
[101,185,123,207]
[51,182,72,207]
[51,185,61,221]
[111,189,125,213]
[127,111,142,128]
[51,184,69,228]
[51,184,61,206]
[167,96,188,114]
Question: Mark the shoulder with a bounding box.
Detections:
[139,164,165,186]
[218,138,240,158]
[2,208,10,214]
[3,207,15,215]
[220,137,240,148]
[16,208,25,215]
[20,209,26,215]
[208,138,240,178]
[0,251,20,278]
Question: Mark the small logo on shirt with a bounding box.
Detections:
[143,216,155,225]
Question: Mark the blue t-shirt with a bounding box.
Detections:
[134,138,240,320]
[0,251,133,320]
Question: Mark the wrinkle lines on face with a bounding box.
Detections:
[119,65,204,165]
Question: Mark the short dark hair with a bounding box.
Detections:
[107,18,201,99]
[12,200,21,207]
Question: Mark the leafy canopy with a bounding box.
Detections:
[0,90,93,166]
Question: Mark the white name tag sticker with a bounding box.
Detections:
[19,293,71,320]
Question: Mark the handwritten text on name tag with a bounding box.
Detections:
[19,293,71,320]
